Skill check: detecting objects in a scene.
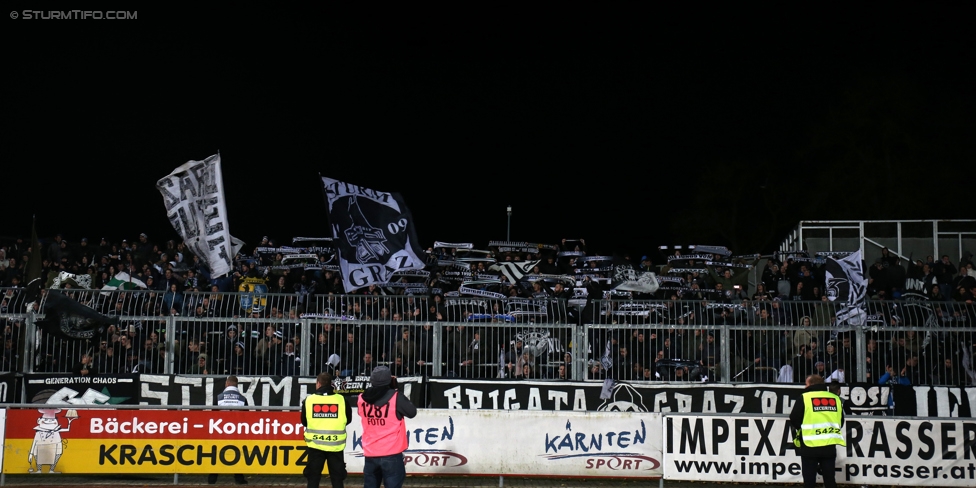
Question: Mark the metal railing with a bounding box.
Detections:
[2,289,973,388]
[777,219,976,265]
[1,289,575,379]
[582,298,975,385]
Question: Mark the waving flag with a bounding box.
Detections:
[35,289,120,340]
[51,271,93,290]
[961,341,976,386]
[824,250,867,326]
[101,272,148,295]
[612,264,660,294]
[489,260,541,285]
[156,153,244,278]
[321,177,427,292]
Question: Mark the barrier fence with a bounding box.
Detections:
[2,289,973,389]
[0,405,972,486]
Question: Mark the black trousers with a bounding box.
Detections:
[801,455,836,488]
[304,448,346,488]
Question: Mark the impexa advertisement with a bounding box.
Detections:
[664,414,975,487]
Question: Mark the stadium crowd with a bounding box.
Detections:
[1,232,974,389]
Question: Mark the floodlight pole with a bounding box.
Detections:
[506,205,512,241]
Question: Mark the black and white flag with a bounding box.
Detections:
[825,250,867,326]
[320,177,427,292]
[27,284,120,341]
[489,260,540,285]
[156,153,244,278]
[498,346,506,379]
[611,264,660,294]
[600,339,613,371]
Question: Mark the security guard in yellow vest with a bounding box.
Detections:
[301,371,351,488]
[789,374,845,488]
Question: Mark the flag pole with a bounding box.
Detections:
[506,205,512,241]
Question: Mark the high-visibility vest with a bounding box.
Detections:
[303,393,347,452]
[358,392,408,457]
[794,390,846,448]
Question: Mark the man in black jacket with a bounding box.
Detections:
[934,255,957,299]
[789,375,845,488]
[301,371,351,488]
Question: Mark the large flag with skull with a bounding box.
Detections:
[320,177,427,292]
[824,250,867,326]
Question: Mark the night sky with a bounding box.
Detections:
[5,6,973,262]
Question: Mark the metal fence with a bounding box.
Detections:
[583,298,976,385]
[2,288,973,388]
[1,289,576,380]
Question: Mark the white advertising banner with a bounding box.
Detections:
[346,409,663,477]
[664,414,975,487]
